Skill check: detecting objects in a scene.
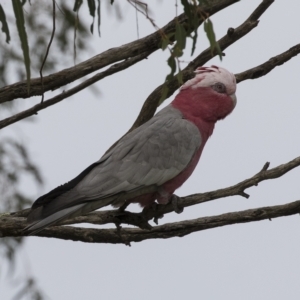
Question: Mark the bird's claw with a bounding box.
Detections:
[171,194,184,214]
[153,214,164,225]
[142,202,164,225]
[118,201,130,212]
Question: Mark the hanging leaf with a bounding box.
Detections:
[166,56,176,81]
[204,18,222,60]
[73,0,83,12]
[173,43,183,57]
[197,0,209,5]
[0,5,10,43]
[181,0,192,21]
[111,0,114,4]
[97,0,101,36]
[191,30,198,56]
[160,32,174,51]
[12,0,31,93]
[161,37,169,50]
[180,0,200,55]
[175,23,186,50]
[177,67,183,85]
[87,0,96,34]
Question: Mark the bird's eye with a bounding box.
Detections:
[212,82,226,94]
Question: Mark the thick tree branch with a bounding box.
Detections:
[0,51,152,130]
[2,156,300,240]
[130,0,275,131]
[0,1,283,132]
[2,199,300,245]
[0,0,238,104]
[3,42,299,132]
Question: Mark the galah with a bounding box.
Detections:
[25,65,237,234]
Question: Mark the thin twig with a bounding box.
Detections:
[0,51,152,130]
[235,44,300,83]
[127,0,158,31]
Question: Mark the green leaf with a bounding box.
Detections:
[0,5,11,43]
[177,68,183,85]
[97,0,101,36]
[166,56,176,81]
[12,0,31,93]
[203,18,222,60]
[180,0,199,55]
[181,0,192,20]
[160,33,175,51]
[197,0,209,5]
[191,30,198,56]
[87,0,96,34]
[173,44,183,57]
[110,0,114,4]
[73,0,83,12]
[175,23,186,50]
[161,37,169,50]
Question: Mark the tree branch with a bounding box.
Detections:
[2,156,300,242]
[0,51,152,130]
[105,40,300,152]
[129,0,275,131]
[2,199,300,245]
[235,43,300,83]
[0,1,282,132]
[0,0,239,104]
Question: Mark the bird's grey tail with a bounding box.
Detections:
[23,204,85,236]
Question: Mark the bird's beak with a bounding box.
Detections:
[230,93,237,107]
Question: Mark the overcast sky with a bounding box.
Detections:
[1,0,300,299]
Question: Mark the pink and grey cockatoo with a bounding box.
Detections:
[25,65,237,234]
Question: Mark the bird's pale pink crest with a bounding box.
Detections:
[181,65,236,97]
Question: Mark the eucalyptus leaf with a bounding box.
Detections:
[87,0,96,34]
[175,23,186,50]
[12,0,31,93]
[204,18,222,60]
[0,5,10,43]
[73,0,83,12]
[97,0,101,36]
[161,37,169,50]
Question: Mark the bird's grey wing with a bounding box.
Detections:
[75,105,202,198]
[26,105,201,233]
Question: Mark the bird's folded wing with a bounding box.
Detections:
[28,105,201,222]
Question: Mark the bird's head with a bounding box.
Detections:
[172,65,237,123]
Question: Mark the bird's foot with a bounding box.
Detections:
[170,194,184,214]
[142,202,164,225]
[118,201,130,212]
[153,214,164,225]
